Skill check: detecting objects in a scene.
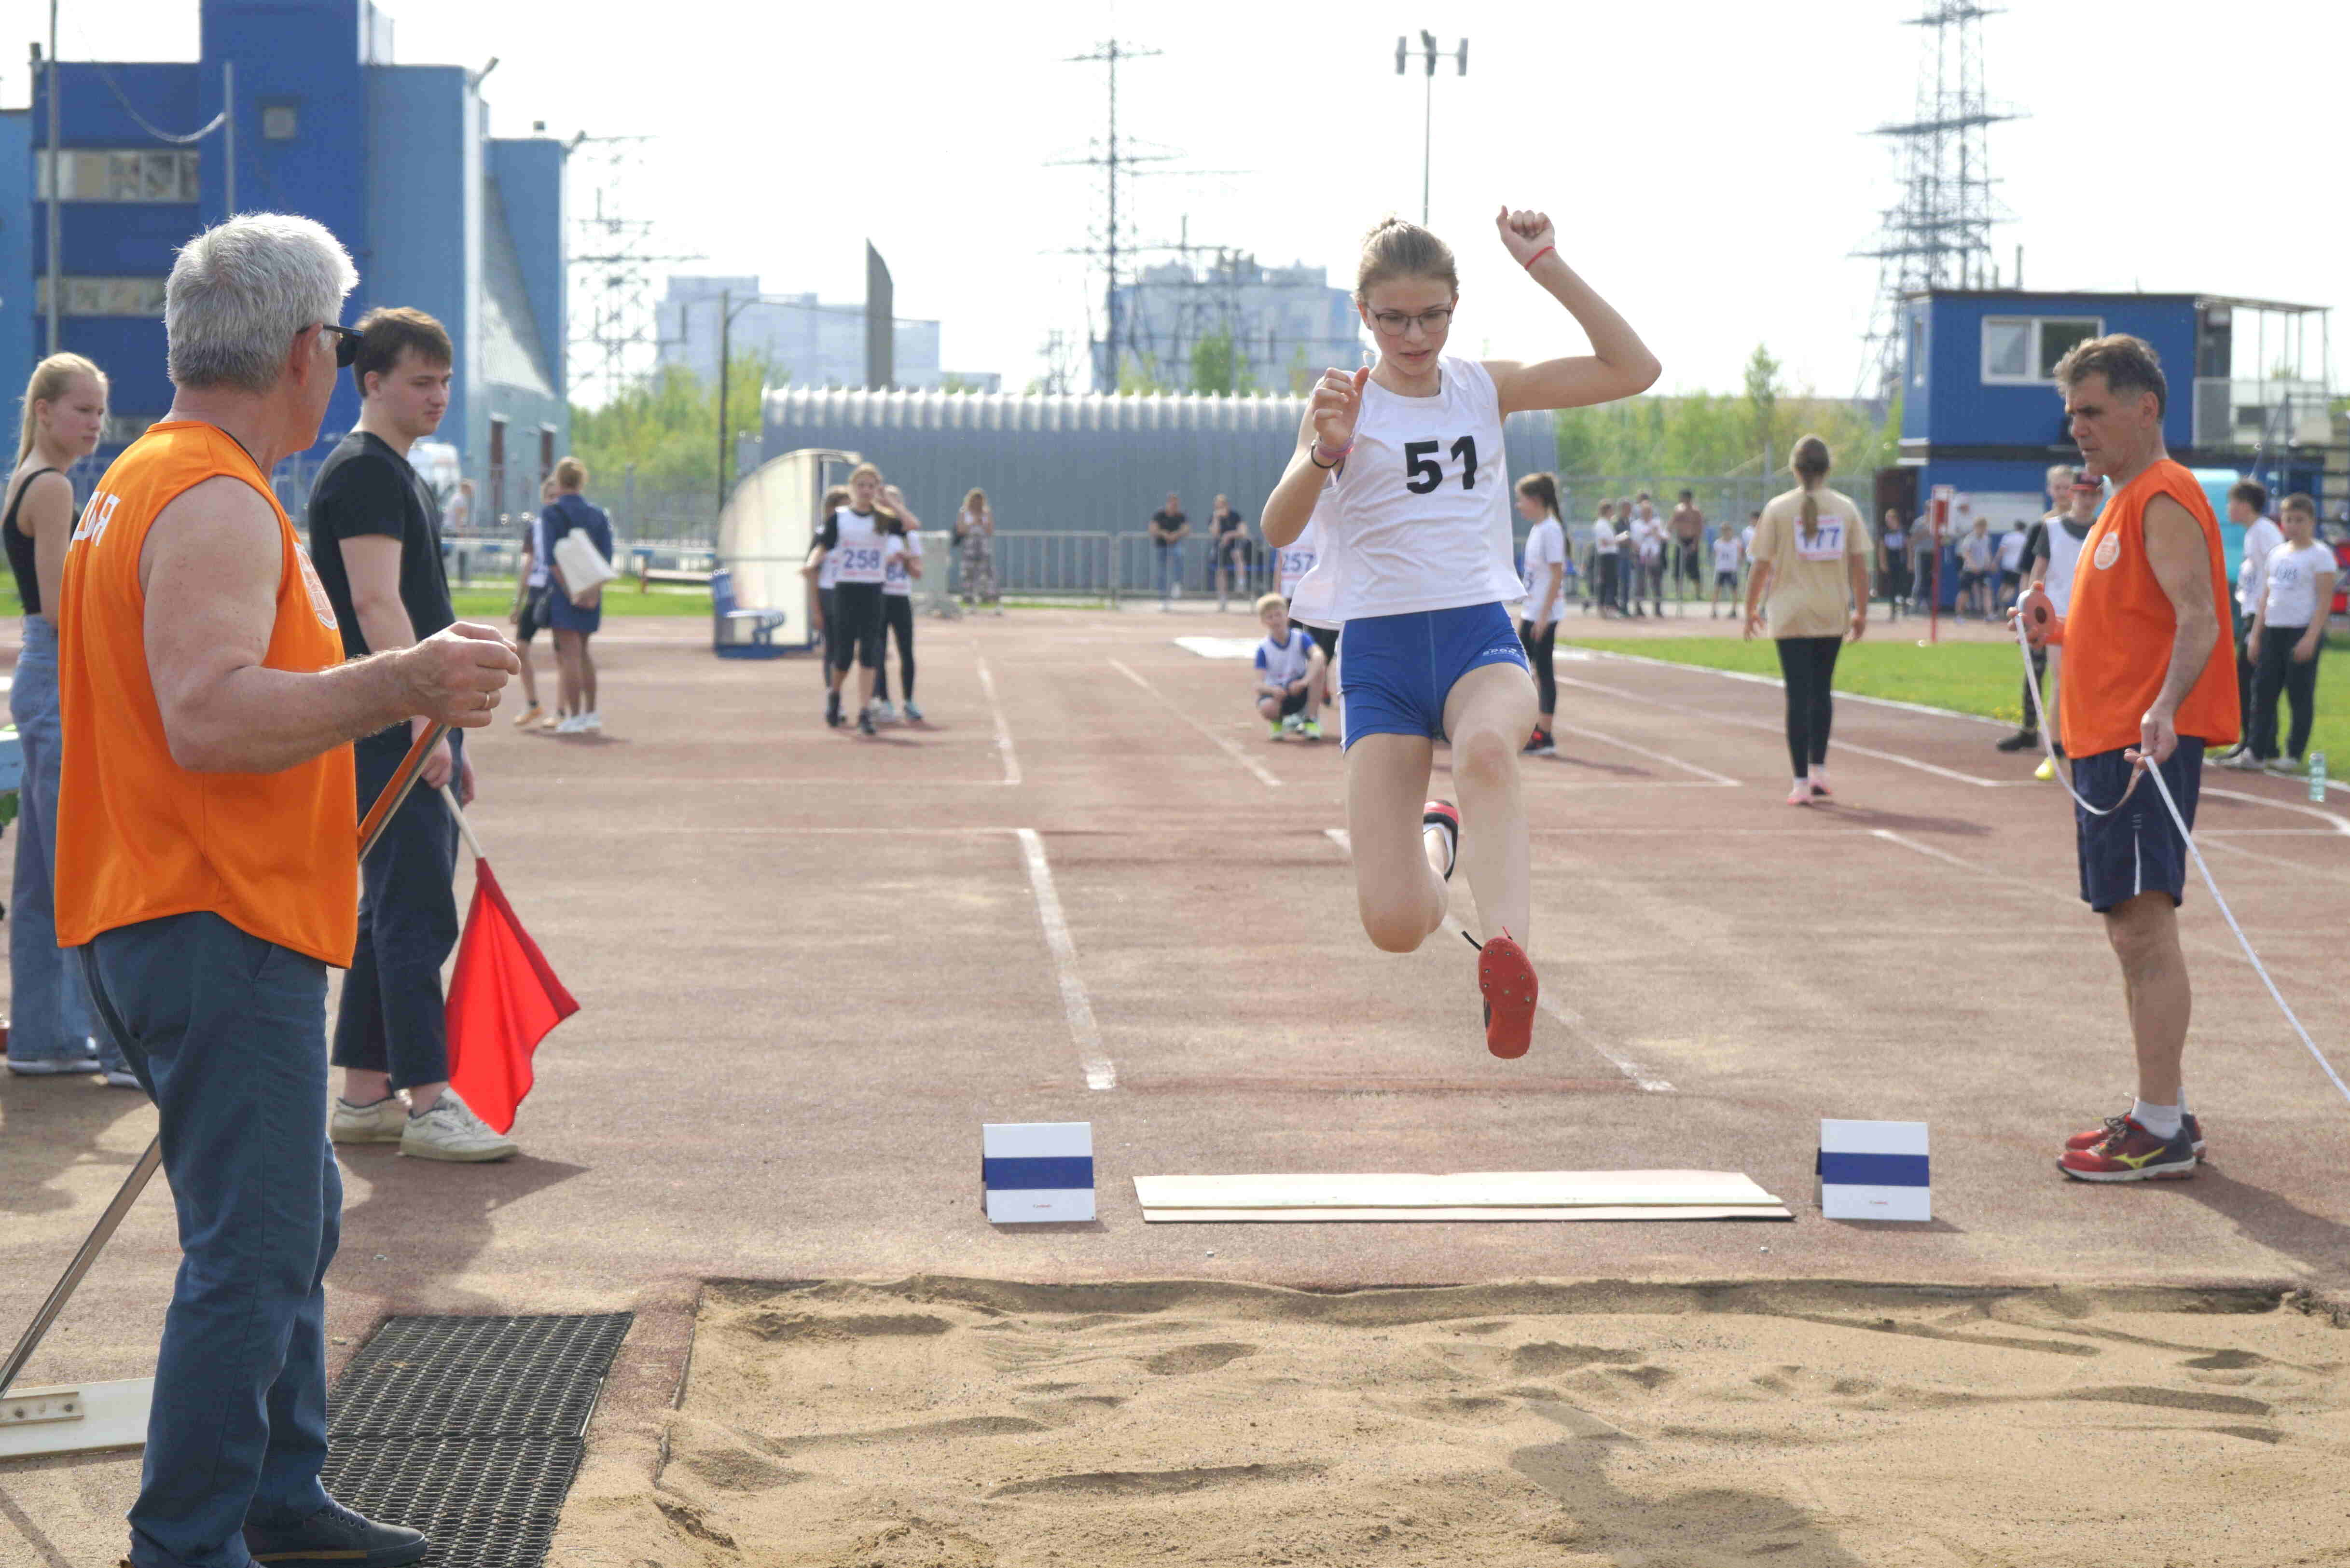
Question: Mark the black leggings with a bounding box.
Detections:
[1774,635,1842,778]
[2250,624,2320,761]
[1519,618,1557,715]
[873,593,916,701]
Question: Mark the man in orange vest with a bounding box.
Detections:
[55,214,518,1568]
[2016,334,2239,1184]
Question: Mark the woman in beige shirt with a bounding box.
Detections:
[1742,435,1873,804]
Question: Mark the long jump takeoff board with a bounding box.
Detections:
[1134,1169,1791,1223]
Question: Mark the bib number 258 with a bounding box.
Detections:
[1404,436,1479,495]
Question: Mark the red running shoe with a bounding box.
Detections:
[2065,1110,2206,1161]
[1476,931,1538,1060]
[2056,1116,2198,1183]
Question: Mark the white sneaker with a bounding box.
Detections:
[399,1092,520,1162]
[903,702,924,722]
[100,1068,144,1090]
[581,710,604,732]
[331,1094,408,1144]
[6,1052,101,1075]
[555,714,588,735]
[872,700,898,723]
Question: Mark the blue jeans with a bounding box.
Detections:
[1155,541,1186,600]
[330,726,461,1088]
[83,913,339,1568]
[11,615,118,1068]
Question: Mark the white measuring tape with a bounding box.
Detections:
[2012,616,2350,1109]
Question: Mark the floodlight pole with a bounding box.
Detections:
[1396,31,1467,228]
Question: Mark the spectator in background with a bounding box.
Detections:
[955,486,999,612]
[1879,506,1909,620]
[2239,493,2333,774]
[1516,473,1567,757]
[1709,522,1743,619]
[813,482,851,692]
[2013,472,2101,778]
[872,481,922,721]
[308,305,518,1163]
[1997,519,2029,613]
[1957,516,1996,618]
[2000,469,2078,755]
[1912,504,1942,610]
[2217,478,2280,762]
[543,455,613,734]
[1150,490,1189,609]
[1631,493,1665,615]
[3,352,132,1085]
[1670,488,1705,601]
[446,475,473,534]
[1209,494,1251,611]
[506,474,558,731]
[1589,498,1622,616]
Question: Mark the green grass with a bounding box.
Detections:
[1563,629,2350,767]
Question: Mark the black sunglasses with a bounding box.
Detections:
[316,323,362,368]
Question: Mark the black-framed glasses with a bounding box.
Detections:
[316,323,362,368]
[1369,307,1453,337]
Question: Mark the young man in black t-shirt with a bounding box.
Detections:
[1208,493,1251,611]
[306,306,518,1164]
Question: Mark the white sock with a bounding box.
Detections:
[1422,824,1453,880]
[2130,1099,2184,1140]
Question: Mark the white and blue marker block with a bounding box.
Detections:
[1817,1119,1930,1222]
[982,1122,1095,1224]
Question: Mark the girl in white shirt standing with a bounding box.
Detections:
[1515,472,1567,757]
[2242,492,2335,772]
[1261,208,1659,1059]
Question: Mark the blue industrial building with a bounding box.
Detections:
[3,0,567,519]
[1892,289,2334,530]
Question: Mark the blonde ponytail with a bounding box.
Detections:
[16,353,107,469]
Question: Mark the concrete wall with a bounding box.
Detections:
[364,63,471,450]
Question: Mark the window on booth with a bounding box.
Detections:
[1982,316,2102,385]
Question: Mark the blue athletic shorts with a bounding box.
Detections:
[2074,739,2203,913]
[1339,602,1530,749]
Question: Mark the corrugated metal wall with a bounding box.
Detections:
[762,386,1558,539]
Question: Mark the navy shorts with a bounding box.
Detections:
[2074,739,2203,913]
[1339,602,1530,750]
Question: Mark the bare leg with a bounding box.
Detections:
[1441,661,1538,943]
[2103,891,2189,1105]
[581,636,598,713]
[515,643,539,707]
[553,630,581,716]
[1344,732,1443,952]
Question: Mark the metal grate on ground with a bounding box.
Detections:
[320,1313,632,1568]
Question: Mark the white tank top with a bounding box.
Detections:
[1277,513,1323,603]
[1321,355,1522,622]
[2043,518,2089,614]
[826,508,891,585]
[883,530,922,596]
[1286,495,1339,628]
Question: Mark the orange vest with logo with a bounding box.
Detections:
[56,422,359,964]
[2058,457,2240,759]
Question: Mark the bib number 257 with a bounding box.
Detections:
[1404,436,1479,495]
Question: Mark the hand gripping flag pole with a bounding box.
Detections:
[0,722,451,1403]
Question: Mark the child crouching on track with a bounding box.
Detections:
[1253,593,1327,741]
[1260,206,1659,1059]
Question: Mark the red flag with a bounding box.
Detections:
[445,858,579,1134]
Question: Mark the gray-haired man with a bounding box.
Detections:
[56,213,517,1568]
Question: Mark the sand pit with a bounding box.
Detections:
[634,1277,2350,1567]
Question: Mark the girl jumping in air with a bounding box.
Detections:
[1262,207,1658,1058]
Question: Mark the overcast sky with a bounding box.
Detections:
[12,0,2343,399]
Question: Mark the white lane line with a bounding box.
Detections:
[1322,827,1672,1092]
[1111,659,1282,788]
[1869,828,1984,872]
[1575,645,2011,728]
[2202,785,2350,837]
[1016,828,1116,1092]
[1552,673,2030,789]
[973,653,1023,787]
[2201,838,2350,883]
[1542,719,1741,787]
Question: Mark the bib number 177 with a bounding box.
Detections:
[1404,436,1479,495]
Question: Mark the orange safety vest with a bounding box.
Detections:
[2058,456,2240,759]
[55,422,359,965]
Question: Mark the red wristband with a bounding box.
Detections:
[1524,245,1556,270]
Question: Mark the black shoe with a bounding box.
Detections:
[825,694,843,728]
[857,708,877,737]
[244,1499,427,1566]
[1995,730,2037,752]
